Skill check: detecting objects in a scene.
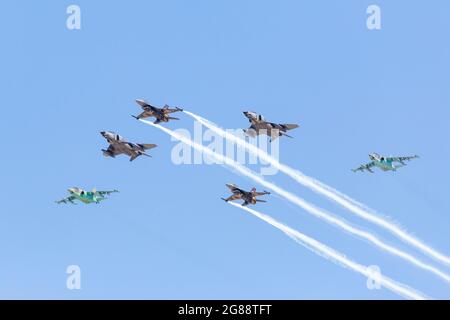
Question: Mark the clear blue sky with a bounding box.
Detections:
[1,0,449,299]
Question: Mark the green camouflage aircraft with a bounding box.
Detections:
[352,153,419,173]
[56,187,119,205]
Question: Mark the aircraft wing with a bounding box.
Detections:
[163,105,183,114]
[226,184,245,194]
[96,190,119,196]
[139,101,157,111]
[280,123,299,131]
[352,162,375,173]
[254,191,270,196]
[389,155,419,163]
[104,144,125,157]
[138,143,157,150]
[270,132,280,141]
[133,111,153,120]
[244,127,258,137]
[56,196,77,204]
[269,131,293,142]
[271,123,299,132]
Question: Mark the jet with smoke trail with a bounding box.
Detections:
[228,201,428,300]
[183,111,450,267]
[221,183,270,206]
[132,99,183,124]
[139,118,450,284]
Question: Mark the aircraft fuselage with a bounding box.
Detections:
[373,159,397,171]
[71,191,104,204]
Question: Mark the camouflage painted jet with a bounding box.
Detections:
[352,153,419,173]
[132,99,183,124]
[56,187,118,205]
[242,111,299,142]
[101,131,157,161]
[221,183,270,206]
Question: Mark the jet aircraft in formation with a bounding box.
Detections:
[352,153,419,173]
[221,183,271,206]
[242,111,299,142]
[56,187,118,205]
[132,99,183,124]
[100,131,157,162]
[57,99,419,206]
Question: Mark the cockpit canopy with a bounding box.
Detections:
[246,111,265,121]
[369,153,381,161]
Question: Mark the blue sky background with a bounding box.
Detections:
[1,0,449,299]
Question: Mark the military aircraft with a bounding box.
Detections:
[352,153,419,173]
[242,111,299,142]
[221,183,270,206]
[56,187,118,205]
[100,131,157,161]
[132,99,183,124]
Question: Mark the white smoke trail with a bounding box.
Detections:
[228,202,427,300]
[140,119,450,283]
[184,111,450,266]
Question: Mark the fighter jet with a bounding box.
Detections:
[132,99,183,124]
[243,111,299,142]
[352,153,419,173]
[56,187,118,205]
[100,131,157,161]
[221,183,270,206]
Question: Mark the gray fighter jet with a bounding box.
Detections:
[100,131,157,161]
[132,99,183,124]
[243,111,299,142]
[221,183,270,206]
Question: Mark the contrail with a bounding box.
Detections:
[184,111,450,266]
[228,202,427,300]
[140,119,450,283]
